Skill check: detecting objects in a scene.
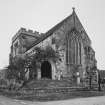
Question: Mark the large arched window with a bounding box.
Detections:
[66,30,82,65]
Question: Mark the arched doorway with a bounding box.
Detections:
[41,61,52,79]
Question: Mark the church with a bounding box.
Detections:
[9,8,97,84]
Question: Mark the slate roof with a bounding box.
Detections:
[26,8,91,52]
[26,10,74,51]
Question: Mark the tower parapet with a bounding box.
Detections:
[12,27,41,42]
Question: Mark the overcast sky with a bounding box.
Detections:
[0,0,104,69]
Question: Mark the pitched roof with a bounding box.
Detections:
[26,8,90,52]
[26,10,74,51]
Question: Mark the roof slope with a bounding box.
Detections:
[26,8,91,51]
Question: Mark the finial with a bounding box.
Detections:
[72,7,76,28]
[72,7,75,12]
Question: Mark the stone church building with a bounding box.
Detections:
[9,8,97,83]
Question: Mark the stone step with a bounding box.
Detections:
[21,86,85,97]
[25,80,74,89]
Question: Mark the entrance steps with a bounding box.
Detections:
[20,87,85,97]
[16,80,89,100]
[16,85,87,101]
[24,79,79,89]
[25,79,76,89]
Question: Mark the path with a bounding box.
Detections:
[0,95,105,105]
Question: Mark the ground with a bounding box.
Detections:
[0,95,105,105]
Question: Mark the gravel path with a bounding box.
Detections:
[0,95,105,105]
